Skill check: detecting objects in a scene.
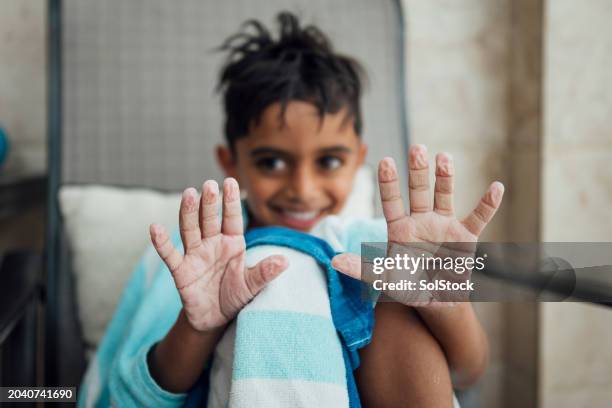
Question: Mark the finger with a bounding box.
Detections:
[245,255,288,296]
[331,253,363,281]
[150,223,183,273]
[221,178,243,235]
[434,152,454,215]
[179,188,202,251]
[199,180,220,238]
[408,144,431,214]
[461,181,505,236]
[378,157,406,223]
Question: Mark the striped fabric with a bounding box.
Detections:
[207,245,349,407]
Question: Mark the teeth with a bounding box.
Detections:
[283,210,320,221]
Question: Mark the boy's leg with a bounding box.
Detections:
[356,302,454,408]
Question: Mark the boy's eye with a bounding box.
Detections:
[317,156,343,171]
[255,157,287,172]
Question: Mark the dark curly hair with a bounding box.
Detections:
[217,11,366,152]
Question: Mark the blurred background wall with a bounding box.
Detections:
[0,0,46,252]
[402,0,539,405]
[403,0,611,407]
[0,0,47,174]
[0,0,610,406]
[540,0,612,406]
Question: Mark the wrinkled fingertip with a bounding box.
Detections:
[331,254,350,273]
[182,187,197,197]
[223,177,240,200]
[269,254,289,270]
[182,188,198,210]
[409,144,429,169]
[202,179,220,203]
[492,180,505,192]
[224,177,238,187]
[435,152,454,176]
[262,255,289,282]
[203,179,219,192]
[378,157,398,181]
[410,144,428,155]
[490,181,505,203]
[149,223,164,243]
[149,222,161,234]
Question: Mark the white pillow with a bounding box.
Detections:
[59,166,375,354]
[340,165,375,219]
[59,186,182,354]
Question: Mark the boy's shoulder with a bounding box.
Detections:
[311,215,387,254]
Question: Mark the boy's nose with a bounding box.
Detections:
[287,166,319,203]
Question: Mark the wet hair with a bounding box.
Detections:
[217,11,366,152]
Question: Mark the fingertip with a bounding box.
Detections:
[224,177,238,187]
[409,144,428,168]
[262,255,289,280]
[381,156,396,165]
[223,177,240,200]
[203,179,219,192]
[378,157,398,181]
[202,180,219,202]
[435,152,452,163]
[182,188,198,208]
[149,223,165,243]
[275,255,289,269]
[491,181,505,203]
[410,144,428,155]
[435,152,454,175]
[183,187,197,197]
[331,254,349,272]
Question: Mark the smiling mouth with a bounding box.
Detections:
[282,209,320,220]
[270,206,329,230]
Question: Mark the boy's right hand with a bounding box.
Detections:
[149,178,288,333]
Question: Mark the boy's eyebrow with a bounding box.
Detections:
[250,147,291,157]
[250,145,353,157]
[317,146,353,154]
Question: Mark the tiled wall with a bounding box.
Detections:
[402,0,510,240]
[540,0,612,406]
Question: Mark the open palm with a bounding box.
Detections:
[332,145,504,305]
[149,178,288,332]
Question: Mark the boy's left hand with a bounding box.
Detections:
[331,144,504,306]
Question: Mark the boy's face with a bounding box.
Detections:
[217,101,367,232]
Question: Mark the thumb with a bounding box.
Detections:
[245,255,288,297]
[331,253,363,280]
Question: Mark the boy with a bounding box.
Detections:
[80,12,502,407]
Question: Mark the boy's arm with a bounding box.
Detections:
[146,179,287,393]
[416,303,489,388]
[149,310,224,393]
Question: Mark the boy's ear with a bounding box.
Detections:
[216,145,238,178]
[357,142,368,167]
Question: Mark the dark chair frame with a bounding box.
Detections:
[44,0,411,388]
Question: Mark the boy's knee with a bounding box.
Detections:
[356,303,454,408]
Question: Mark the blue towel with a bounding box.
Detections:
[186,226,374,408]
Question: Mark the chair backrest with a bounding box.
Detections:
[46,0,409,385]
